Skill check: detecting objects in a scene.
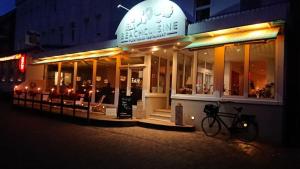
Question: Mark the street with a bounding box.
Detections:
[0,99,299,169]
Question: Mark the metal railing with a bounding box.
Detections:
[13,91,91,121]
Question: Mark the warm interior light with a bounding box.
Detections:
[151,46,160,52]
[34,48,122,64]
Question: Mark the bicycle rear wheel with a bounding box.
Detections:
[236,121,258,142]
[201,116,221,137]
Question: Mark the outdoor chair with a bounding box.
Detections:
[91,95,106,114]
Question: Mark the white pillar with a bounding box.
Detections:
[92,60,97,103]
[115,56,121,107]
[57,62,62,93]
[171,51,178,95]
[127,68,132,96]
[166,54,171,109]
[73,62,77,92]
[192,51,197,95]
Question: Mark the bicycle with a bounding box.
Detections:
[201,101,258,142]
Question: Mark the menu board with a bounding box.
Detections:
[117,95,132,119]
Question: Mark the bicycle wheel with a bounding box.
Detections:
[201,116,221,137]
[237,121,258,142]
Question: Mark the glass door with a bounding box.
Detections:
[119,68,143,106]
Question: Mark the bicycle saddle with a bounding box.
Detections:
[234,107,243,112]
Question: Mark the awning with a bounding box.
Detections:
[0,54,22,62]
[33,48,122,64]
[185,27,280,49]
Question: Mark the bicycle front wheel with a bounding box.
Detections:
[201,116,221,137]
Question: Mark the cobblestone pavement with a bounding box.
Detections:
[0,101,299,169]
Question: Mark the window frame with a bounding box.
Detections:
[173,37,283,105]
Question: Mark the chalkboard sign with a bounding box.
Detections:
[117,94,133,119]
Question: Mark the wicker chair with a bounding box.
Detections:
[91,95,106,114]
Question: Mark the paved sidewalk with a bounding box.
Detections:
[1,98,300,169]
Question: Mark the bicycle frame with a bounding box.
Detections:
[216,112,239,131]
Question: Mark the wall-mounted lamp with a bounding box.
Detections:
[117,4,129,11]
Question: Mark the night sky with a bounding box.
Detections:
[0,0,15,16]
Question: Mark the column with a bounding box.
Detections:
[73,62,77,92]
[57,62,62,93]
[171,51,178,95]
[92,60,97,103]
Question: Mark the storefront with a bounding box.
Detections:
[20,0,287,143]
[0,53,26,93]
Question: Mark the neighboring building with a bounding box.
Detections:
[0,10,15,53]
[0,10,20,94]
[13,0,292,144]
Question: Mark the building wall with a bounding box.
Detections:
[16,0,289,51]
[171,99,284,144]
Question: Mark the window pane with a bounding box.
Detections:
[196,48,214,94]
[150,56,159,93]
[224,45,245,96]
[196,8,210,21]
[131,68,143,105]
[76,60,93,99]
[60,62,74,94]
[46,63,58,91]
[196,0,211,7]
[249,41,275,99]
[177,50,193,94]
[96,58,116,104]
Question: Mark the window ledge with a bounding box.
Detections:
[172,94,219,101]
[171,94,283,105]
[145,93,168,98]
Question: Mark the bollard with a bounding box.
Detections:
[175,103,183,126]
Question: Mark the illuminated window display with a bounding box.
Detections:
[96,58,116,104]
[76,60,93,96]
[150,55,167,93]
[177,50,193,94]
[196,48,215,95]
[60,62,74,94]
[224,45,245,96]
[249,40,275,99]
[46,63,58,91]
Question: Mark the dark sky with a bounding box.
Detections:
[0,0,15,16]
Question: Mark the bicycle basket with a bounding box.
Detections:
[203,104,219,116]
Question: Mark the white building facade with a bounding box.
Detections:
[12,0,289,144]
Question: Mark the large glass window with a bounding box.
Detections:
[248,41,275,99]
[224,45,245,96]
[150,56,159,93]
[46,63,58,91]
[96,58,116,104]
[195,0,211,21]
[60,62,74,94]
[196,48,215,94]
[177,50,193,94]
[76,60,93,96]
[150,55,167,93]
[196,0,211,7]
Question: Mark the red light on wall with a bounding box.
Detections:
[19,54,26,73]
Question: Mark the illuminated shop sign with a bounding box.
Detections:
[116,0,187,46]
[18,54,26,73]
